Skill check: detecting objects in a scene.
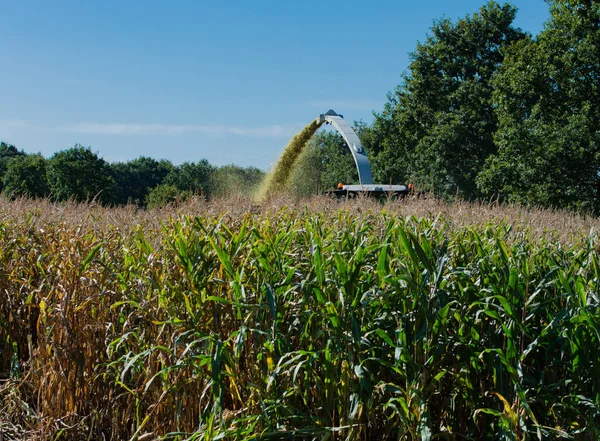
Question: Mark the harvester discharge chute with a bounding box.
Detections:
[317,109,408,199]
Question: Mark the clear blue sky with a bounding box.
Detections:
[1,0,550,170]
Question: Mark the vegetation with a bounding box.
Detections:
[477,0,600,211]
[46,144,116,202]
[1,154,49,199]
[0,144,265,206]
[0,142,25,194]
[110,156,174,206]
[146,182,191,208]
[1,195,599,440]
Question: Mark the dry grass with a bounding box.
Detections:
[1,193,597,245]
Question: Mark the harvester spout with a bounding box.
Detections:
[316,110,373,185]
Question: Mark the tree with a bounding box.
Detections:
[145,183,189,208]
[110,157,174,205]
[367,2,526,198]
[478,0,600,210]
[0,142,25,193]
[47,145,115,202]
[2,154,49,198]
[165,160,214,197]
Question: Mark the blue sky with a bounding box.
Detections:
[1,0,550,170]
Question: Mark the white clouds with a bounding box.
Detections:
[58,122,298,138]
[0,120,36,140]
[0,119,300,140]
[0,119,29,129]
[309,100,382,111]
[61,123,195,136]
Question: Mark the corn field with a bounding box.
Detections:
[0,196,599,440]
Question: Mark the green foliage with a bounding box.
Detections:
[478,0,600,210]
[2,154,49,199]
[0,141,261,205]
[0,142,25,193]
[165,160,214,197]
[47,145,115,202]
[368,2,526,198]
[145,182,190,207]
[358,0,600,210]
[110,156,174,205]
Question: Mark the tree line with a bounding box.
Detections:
[0,142,264,206]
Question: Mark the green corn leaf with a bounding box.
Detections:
[79,243,102,274]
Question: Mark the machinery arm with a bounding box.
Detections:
[316,109,374,185]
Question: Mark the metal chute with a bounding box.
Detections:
[316,109,374,185]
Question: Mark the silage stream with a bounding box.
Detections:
[258,118,323,200]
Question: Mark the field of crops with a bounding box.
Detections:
[1,195,599,440]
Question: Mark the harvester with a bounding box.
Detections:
[317,109,409,199]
